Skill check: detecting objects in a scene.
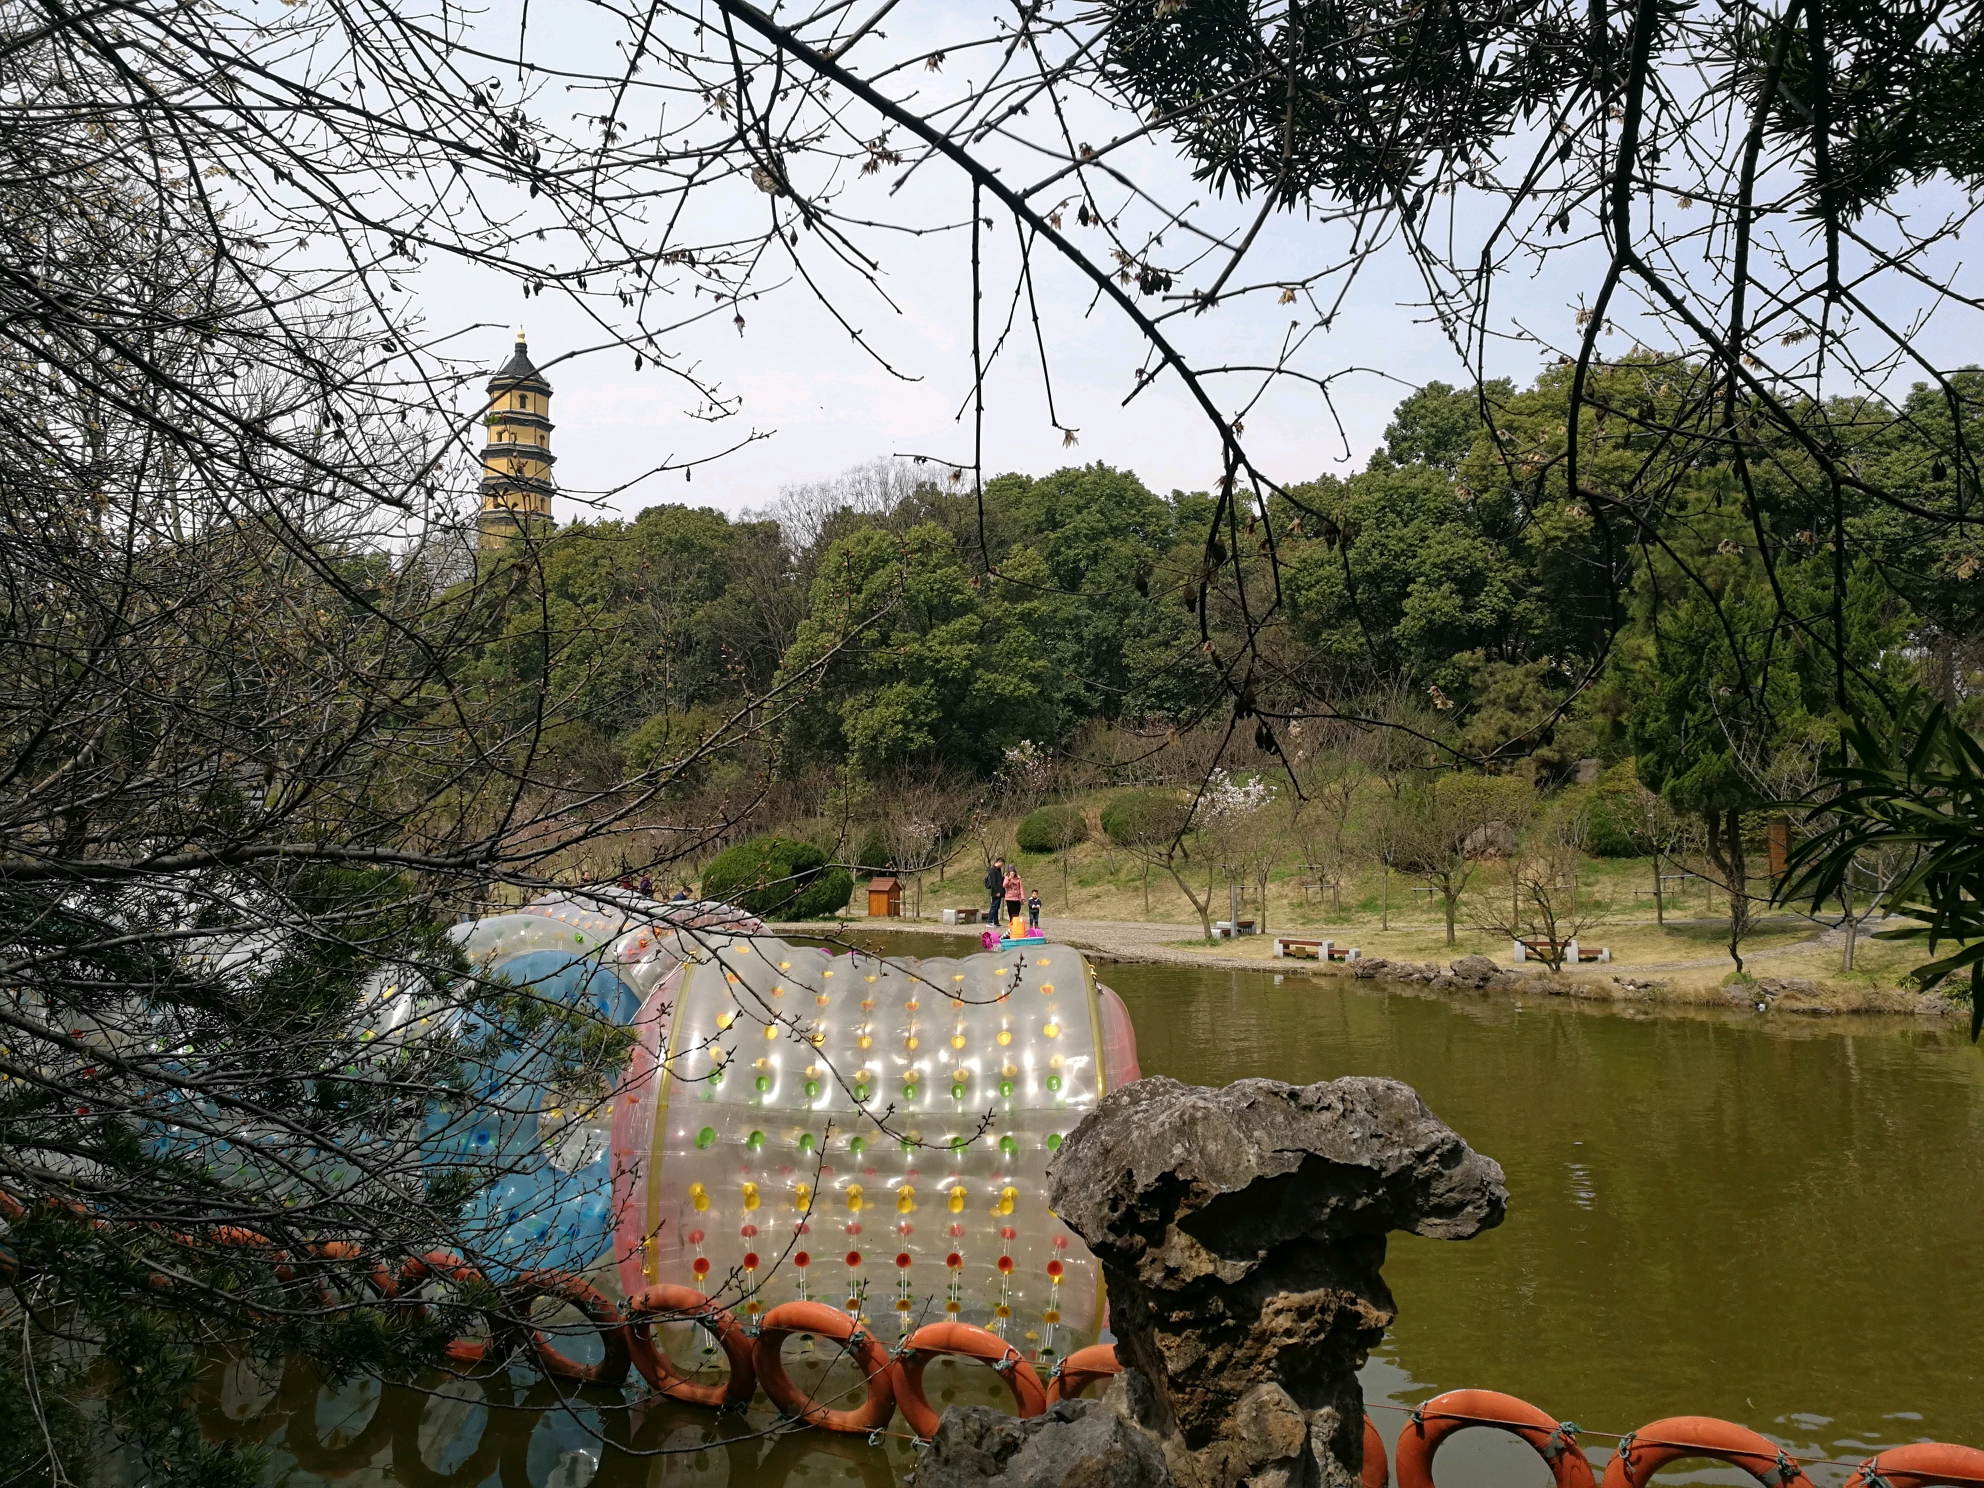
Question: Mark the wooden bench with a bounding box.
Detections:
[1273,937,1361,961]
[1214,918,1258,939]
[1512,938,1610,964]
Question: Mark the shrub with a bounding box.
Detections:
[1016,804,1088,854]
[702,837,853,919]
[1100,789,1190,846]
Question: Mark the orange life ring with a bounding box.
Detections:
[893,1321,1048,1440]
[1398,1389,1594,1488]
[1601,1417,1814,1488]
[626,1284,757,1408]
[395,1252,496,1368]
[753,1301,898,1433]
[1851,1445,1984,1488]
[1364,1414,1390,1488]
[497,1270,632,1385]
[1044,1343,1122,1404]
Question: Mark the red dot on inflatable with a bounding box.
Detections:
[945,1252,962,1269]
[1052,1235,1068,1249]
[688,1231,705,1245]
[949,1224,964,1237]
[996,1255,1014,1274]
[692,1257,710,1276]
[743,1252,760,1270]
[794,1251,811,1267]
[741,1224,758,1237]
[1046,1260,1064,1278]
[1000,1227,1017,1240]
[895,1252,912,1268]
[845,1250,862,1267]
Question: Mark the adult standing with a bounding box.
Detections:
[984,857,1006,925]
[1003,866,1024,926]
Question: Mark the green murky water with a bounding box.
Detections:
[223,938,1984,1487]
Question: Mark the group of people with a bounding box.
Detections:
[983,857,1042,930]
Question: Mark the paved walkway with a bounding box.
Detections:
[787,912,1850,975]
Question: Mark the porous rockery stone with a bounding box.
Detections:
[913,1076,1507,1488]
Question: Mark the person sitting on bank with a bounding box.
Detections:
[984,857,1006,924]
[1002,867,1024,923]
[1027,890,1042,930]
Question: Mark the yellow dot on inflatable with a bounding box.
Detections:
[947,1185,966,1213]
[823,970,834,978]
[1002,1063,1017,1078]
[770,985,785,997]
[1036,959,1051,967]
[950,1034,966,1049]
[764,1024,779,1039]
[997,1031,1012,1046]
[779,961,792,970]
[896,1184,915,1213]
[858,1035,872,1049]
[1043,1022,1059,1038]
[1039,984,1054,995]
[742,1182,760,1211]
[716,1013,733,1029]
[865,973,877,983]
[906,1036,919,1050]
[810,1031,824,1045]
[793,1184,812,1212]
[1049,1054,1064,1069]
[994,1305,1011,1318]
[846,1184,864,1213]
[816,993,830,1006]
[688,1182,705,1197]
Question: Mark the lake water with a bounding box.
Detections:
[221,937,1984,1487]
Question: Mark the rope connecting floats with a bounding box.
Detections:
[1395,1392,1984,1488]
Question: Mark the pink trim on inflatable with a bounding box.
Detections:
[1096,982,1142,1088]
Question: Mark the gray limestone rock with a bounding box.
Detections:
[913,1383,1172,1488]
[1046,1077,1506,1488]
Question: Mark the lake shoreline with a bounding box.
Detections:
[771,916,1966,1022]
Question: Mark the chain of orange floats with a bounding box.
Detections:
[14,1210,1979,1486]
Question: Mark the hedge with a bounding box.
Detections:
[701,836,853,919]
[1100,789,1191,846]
[1016,804,1089,854]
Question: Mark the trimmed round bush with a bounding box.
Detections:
[702,837,853,919]
[1016,804,1088,854]
[1100,789,1190,846]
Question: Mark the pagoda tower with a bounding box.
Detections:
[477,329,556,549]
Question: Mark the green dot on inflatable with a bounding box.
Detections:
[695,1126,715,1149]
[849,1137,866,1157]
[854,1083,869,1103]
[746,1129,764,1150]
[754,1074,771,1093]
[900,1138,914,1153]
[903,1083,918,1100]
[804,1080,820,1098]
[1046,1133,1062,1151]
[797,1132,815,1153]
[998,1080,1013,1098]
[1045,1074,1062,1093]
[950,1135,967,1152]
[999,1135,1017,1156]
[950,1083,966,1099]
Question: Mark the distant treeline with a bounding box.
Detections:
[476,363,1981,821]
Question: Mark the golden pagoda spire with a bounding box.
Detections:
[477,328,556,549]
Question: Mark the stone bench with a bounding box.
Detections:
[1273,937,1361,962]
[1512,938,1610,964]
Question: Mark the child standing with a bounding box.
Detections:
[1027,890,1042,930]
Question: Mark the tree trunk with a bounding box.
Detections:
[1443,880,1457,945]
[1381,863,1390,930]
[1840,886,1858,971]
[1163,859,1215,941]
[1651,850,1664,926]
[1705,807,1751,974]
